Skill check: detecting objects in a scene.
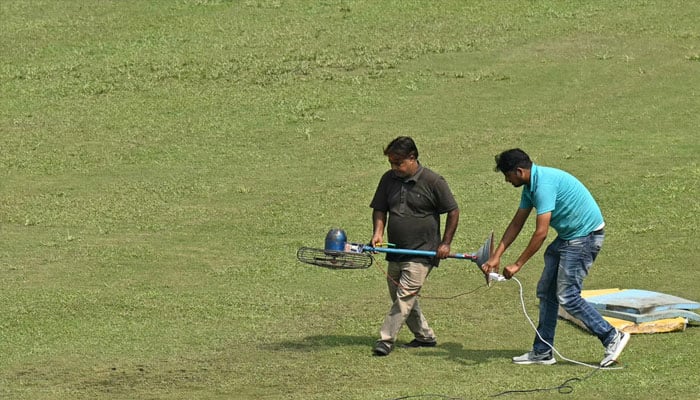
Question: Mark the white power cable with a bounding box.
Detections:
[501,275,622,370]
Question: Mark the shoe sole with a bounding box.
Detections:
[601,332,630,367]
[512,358,557,365]
[401,342,437,348]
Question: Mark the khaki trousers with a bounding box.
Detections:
[378,261,436,344]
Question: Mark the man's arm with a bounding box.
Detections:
[481,207,531,274]
[503,211,551,278]
[371,209,387,246]
[437,208,459,258]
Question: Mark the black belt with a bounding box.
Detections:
[592,228,605,235]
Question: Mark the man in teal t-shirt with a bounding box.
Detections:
[481,149,630,368]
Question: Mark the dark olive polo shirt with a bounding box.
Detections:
[370,165,458,266]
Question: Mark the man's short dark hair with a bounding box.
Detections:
[495,148,533,173]
[384,136,419,159]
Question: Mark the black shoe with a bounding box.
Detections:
[373,341,393,356]
[401,339,437,348]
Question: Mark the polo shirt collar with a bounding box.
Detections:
[404,163,424,183]
[527,164,539,195]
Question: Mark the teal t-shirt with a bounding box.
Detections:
[519,164,604,240]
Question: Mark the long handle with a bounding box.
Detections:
[362,246,477,260]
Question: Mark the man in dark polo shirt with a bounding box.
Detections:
[369,136,460,356]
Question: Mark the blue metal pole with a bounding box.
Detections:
[362,246,477,260]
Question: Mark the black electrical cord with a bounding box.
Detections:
[389,395,464,400]
[387,368,601,400]
[490,367,602,397]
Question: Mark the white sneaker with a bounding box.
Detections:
[512,350,556,365]
[600,330,630,367]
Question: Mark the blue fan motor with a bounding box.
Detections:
[324,228,347,251]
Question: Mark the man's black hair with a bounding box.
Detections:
[384,136,419,159]
[494,148,533,173]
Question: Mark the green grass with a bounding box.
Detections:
[1,1,698,399]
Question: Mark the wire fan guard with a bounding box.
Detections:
[296,247,373,270]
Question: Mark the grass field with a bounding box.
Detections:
[1,1,698,399]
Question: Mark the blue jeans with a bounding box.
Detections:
[532,230,616,353]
